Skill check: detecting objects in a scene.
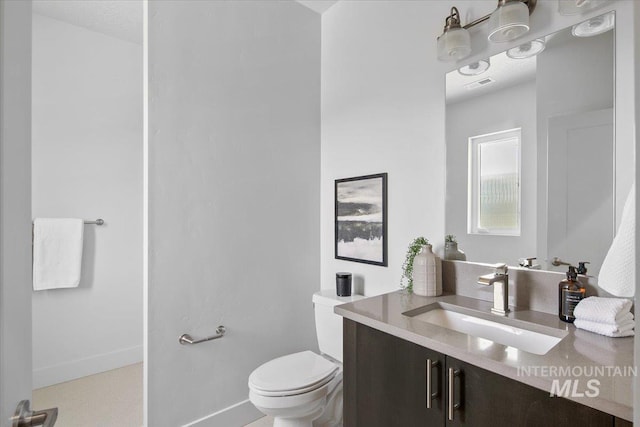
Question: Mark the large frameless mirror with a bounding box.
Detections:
[445,11,621,278]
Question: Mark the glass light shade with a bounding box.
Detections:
[437,27,471,62]
[488,1,530,43]
[506,38,546,59]
[458,59,490,76]
[558,0,607,16]
[572,11,615,37]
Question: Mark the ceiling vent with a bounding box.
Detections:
[464,77,495,90]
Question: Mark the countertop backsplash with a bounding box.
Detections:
[442,260,619,315]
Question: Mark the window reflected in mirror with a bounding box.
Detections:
[468,128,521,236]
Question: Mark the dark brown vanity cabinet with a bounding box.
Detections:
[344,319,619,427]
[445,356,613,427]
[343,318,444,426]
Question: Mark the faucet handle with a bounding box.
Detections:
[519,257,536,268]
[492,263,508,275]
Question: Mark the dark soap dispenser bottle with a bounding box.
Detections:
[559,266,585,323]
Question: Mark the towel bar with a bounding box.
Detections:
[84,219,104,225]
[179,326,226,345]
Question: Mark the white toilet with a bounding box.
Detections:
[248,290,365,427]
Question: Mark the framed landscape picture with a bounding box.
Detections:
[335,173,387,266]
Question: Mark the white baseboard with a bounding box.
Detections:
[183,399,263,427]
[33,345,143,389]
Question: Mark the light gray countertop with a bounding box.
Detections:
[335,291,634,421]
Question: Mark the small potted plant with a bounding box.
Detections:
[400,237,429,293]
[444,234,466,261]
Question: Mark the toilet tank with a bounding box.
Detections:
[313,290,365,363]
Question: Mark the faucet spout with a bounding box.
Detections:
[477,264,509,316]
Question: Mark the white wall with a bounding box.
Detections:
[0,0,32,423]
[634,2,640,423]
[537,28,615,274]
[446,81,537,266]
[322,1,449,296]
[321,0,636,296]
[31,14,143,388]
[148,1,320,425]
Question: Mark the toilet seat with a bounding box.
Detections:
[248,351,339,397]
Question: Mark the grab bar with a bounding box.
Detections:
[179,326,226,345]
[551,257,571,267]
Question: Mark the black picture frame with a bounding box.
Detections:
[335,173,388,267]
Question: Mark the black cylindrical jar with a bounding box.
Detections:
[336,272,352,297]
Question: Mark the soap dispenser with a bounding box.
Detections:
[577,261,590,275]
[558,266,586,323]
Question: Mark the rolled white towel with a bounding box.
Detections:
[598,183,635,297]
[574,319,635,338]
[573,296,633,324]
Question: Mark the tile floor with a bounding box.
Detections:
[244,416,274,426]
[32,363,143,427]
[33,364,271,427]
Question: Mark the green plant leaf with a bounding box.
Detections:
[400,236,429,293]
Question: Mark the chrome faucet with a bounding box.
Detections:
[477,264,509,316]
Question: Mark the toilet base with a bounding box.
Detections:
[272,406,322,427]
[251,378,343,427]
[271,386,342,427]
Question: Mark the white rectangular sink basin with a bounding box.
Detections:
[408,305,566,355]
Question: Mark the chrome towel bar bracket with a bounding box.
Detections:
[179,326,226,345]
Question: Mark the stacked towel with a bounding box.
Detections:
[573,297,634,337]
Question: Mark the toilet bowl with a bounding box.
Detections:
[249,351,342,427]
[248,291,365,427]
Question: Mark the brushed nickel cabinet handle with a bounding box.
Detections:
[426,359,440,409]
[448,368,461,421]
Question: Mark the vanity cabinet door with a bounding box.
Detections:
[445,356,613,427]
[343,319,445,427]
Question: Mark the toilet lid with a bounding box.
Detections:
[248,351,338,393]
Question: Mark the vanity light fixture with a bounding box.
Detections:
[558,0,607,16]
[458,59,491,76]
[437,7,472,62]
[437,0,537,62]
[506,38,545,59]
[487,0,531,42]
[572,10,615,37]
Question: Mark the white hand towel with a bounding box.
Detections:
[574,319,634,338]
[33,218,84,290]
[573,296,633,324]
[598,183,635,297]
